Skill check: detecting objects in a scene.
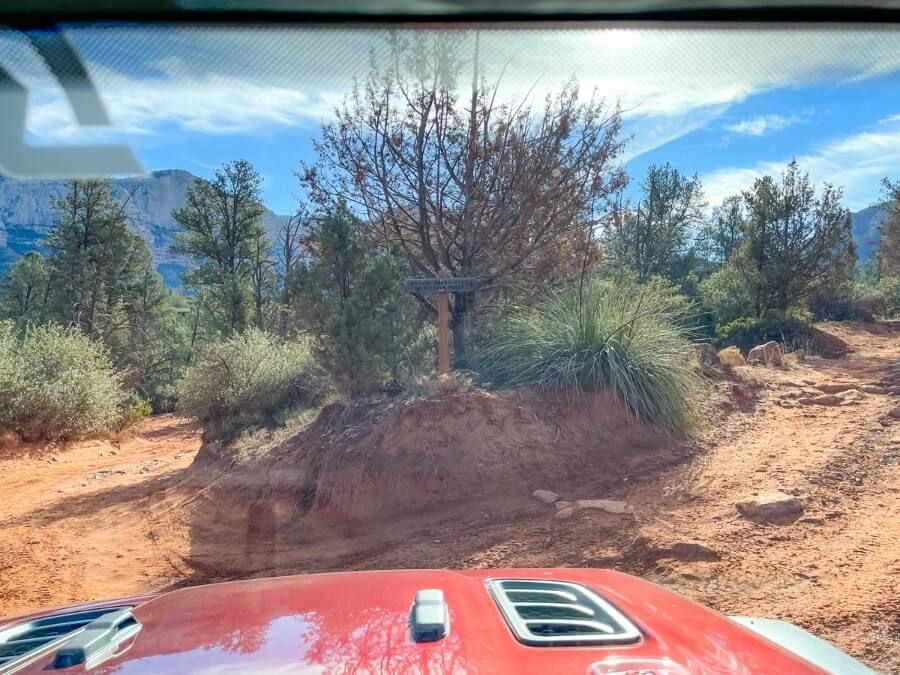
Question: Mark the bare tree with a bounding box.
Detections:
[275,208,308,335]
[300,32,627,364]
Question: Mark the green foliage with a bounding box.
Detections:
[698,261,756,325]
[606,163,705,282]
[699,195,746,266]
[0,252,49,327]
[45,180,156,340]
[176,329,328,434]
[474,278,703,432]
[714,315,813,354]
[29,180,190,410]
[171,160,271,336]
[289,204,422,396]
[118,393,153,431]
[739,160,856,316]
[859,275,900,319]
[0,322,125,441]
[878,178,900,277]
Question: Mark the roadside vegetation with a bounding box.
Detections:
[0,322,126,441]
[476,279,702,431]
[1,32,900,443]
[176,330,328,437]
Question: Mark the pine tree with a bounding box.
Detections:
[607,163,705,281]
[289,204,419,395]
[0,251,49,327]
[44,180,161,341]
[877,178,900,277]
[171,160,269,335]
[739,160,856,316]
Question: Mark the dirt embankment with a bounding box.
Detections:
[1,321,899,671]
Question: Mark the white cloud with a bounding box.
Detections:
[724,113,804,137]
[703,114,900,210]
[6,25,900,157]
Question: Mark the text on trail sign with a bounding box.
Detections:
[405,277,480,294]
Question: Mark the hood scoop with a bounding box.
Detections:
[486,579,641,647]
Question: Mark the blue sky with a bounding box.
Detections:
[3,26,900,214]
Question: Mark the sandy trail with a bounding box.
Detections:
[0,415,201,616]
[1,323,898,670]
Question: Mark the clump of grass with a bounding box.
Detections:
[475,279,703,432]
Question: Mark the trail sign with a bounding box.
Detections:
[405,277,479,294]
[405,277,480,375]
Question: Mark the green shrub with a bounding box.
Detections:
[176,329,329,434]
[699,262,756,325]
[0,322,125,441]
[118,393,153,432]
[474,279,703,432]
[713,316,812,354]
[869,276,900,318]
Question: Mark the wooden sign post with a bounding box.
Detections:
[405,277,479,375]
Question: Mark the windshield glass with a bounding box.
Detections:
[1,23,898,673]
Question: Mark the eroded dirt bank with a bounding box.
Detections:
[1,322,898,671]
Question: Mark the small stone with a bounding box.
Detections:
[799,517,825,525]
[532,489,560,505]
[862,386,888,395]
[748,341,783,366]
[797,395,843,407]
[815,383,859,394]
[736,492,804,522]
[554,506,577,520]
[575,499,628,514]
[669,541,720,562]
[887,406,900,420]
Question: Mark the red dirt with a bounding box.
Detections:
[1,322,898,671]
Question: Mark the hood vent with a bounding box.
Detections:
[486,579,641,647]
[0,606,133,674]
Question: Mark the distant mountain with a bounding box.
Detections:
[0,170,289,287]
[851,205,887,264]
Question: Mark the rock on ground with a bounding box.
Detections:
[718,346,746,367]
[748,341,784,366]
[532,489,560,504]
[816,383,859,395]
[575,499,629,514]
[798,394,850,407]
[736,492,804,522]
[552,499,629,518]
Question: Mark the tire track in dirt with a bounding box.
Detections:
[0,415,201,617]
[624,322,900,672]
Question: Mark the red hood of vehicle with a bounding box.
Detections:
[17,568,825,675]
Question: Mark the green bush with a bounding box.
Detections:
[474,279,703,432]
[698,262,756,325]
[867,276,900,318]
[0,322,126,441]
[176,329,329,434]
[118,393,153,432]
[714,316,812,354]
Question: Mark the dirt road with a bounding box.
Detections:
[0,415,201,616]
[1,322,898,670]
